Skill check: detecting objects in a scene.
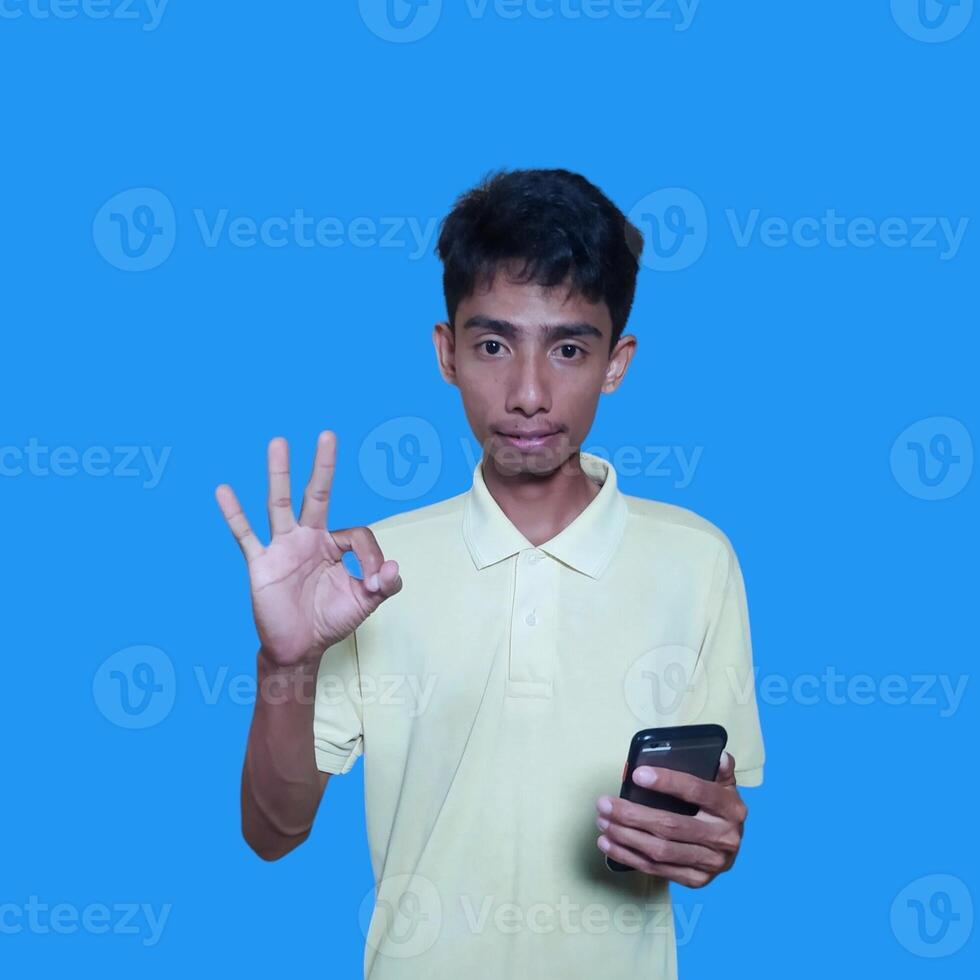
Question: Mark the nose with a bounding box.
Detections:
[504,348,552,417]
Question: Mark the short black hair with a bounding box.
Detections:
[435,168,643,353]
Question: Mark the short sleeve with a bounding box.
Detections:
[688,542,766,787]
[313,631,364,775]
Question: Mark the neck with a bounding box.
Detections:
[480,450,602,548]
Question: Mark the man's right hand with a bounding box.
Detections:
[215,430,403,668]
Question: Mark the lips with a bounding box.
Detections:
[497,429,558,439]
[495,428,562,450]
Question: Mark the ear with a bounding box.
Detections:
[433,320,458,386]
[601,333,637,394]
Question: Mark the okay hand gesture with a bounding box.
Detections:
[215,431,402,668]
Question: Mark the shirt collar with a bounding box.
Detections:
[461,450,628,579]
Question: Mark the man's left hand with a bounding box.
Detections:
[595,751,749,888]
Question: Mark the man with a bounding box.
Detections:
[215,168,765,978]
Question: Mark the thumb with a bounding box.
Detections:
[716,750,737,786]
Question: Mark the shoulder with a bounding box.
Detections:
[621,492,738,571]
[363,490,467,541]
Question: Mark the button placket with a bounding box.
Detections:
[507,549,557,698]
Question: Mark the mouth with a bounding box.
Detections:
[494,428,562,450]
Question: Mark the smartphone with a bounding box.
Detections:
[605,723,728,872]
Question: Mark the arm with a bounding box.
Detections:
[240,652,327,861]
[216,431,403,861]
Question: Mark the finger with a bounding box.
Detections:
[215,483,264,562]
[716,751,737,786]
[632,766,729,818]
[267,436,296,536]
[598,835,711,888]
[329,526,384,585]
[299,430,336,529]
[350,559,404,605]
[600,796,720,848]
[597,819,727,874]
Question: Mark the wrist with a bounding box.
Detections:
[256,645,322,677]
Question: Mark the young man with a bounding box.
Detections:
[216,168,765,978]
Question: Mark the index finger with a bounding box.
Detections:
[632,765,732,819]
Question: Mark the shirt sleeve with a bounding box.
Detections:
[688,540,766,787]
[313,630,364,775]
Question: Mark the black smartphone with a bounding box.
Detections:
[605,723,728,872]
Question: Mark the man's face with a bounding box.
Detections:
[433,265,636,477]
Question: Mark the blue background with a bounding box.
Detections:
[1,0,976,975]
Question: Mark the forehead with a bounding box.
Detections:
[458,268,612,336]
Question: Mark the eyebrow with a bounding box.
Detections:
[461,315,604,343]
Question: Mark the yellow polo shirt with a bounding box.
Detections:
[313,450,765,978]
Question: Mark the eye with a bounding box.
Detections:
[480,340,504,356]
[557,344,584,360]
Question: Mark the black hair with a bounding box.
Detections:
[435,168,644,353]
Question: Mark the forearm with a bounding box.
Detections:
[241,647,326,860]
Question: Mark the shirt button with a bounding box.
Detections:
[525,611,537,626]
[528,550,544,564]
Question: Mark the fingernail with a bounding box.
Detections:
[368,573,380,591]
[597,835,610,852]
[634,767,656,786]
[596,796,613,814]
[596,816,609,831]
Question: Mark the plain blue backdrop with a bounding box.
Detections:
[1,1,976,976]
